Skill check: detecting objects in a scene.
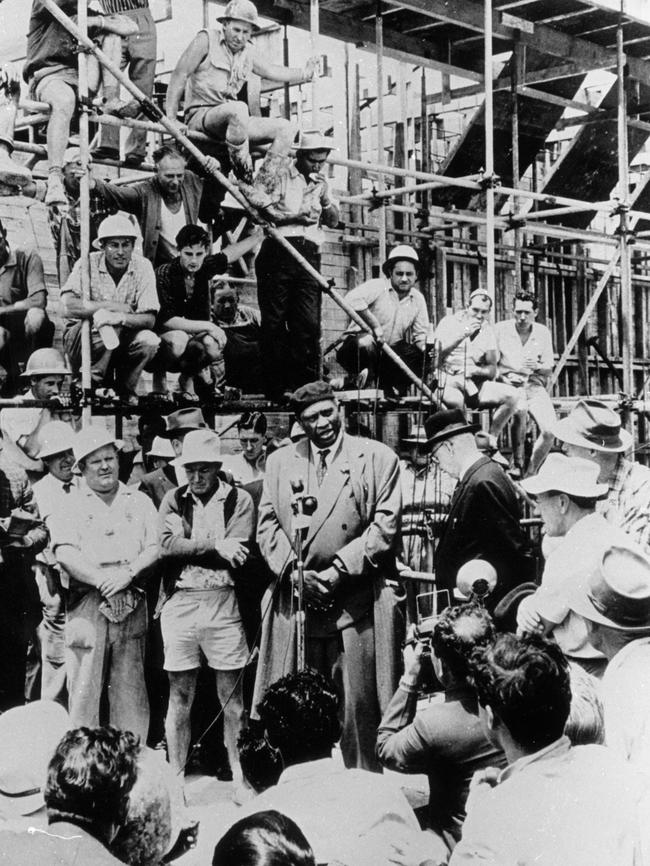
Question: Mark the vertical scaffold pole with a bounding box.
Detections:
[376,3,387,263]
[77,0,92,426]
[310,0,319,129]
[511,39,522,292]
[618,12,635,437]
[484,0,496,306]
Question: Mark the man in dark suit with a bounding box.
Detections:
[254,380,404,771]
[427,409,533,610]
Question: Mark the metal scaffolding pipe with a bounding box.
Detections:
[311,0,319,129]
[40,0,435,403]
[375,6,387,263]
[618,19,634,405]
[484,0,496,305]
[77,0,92,425]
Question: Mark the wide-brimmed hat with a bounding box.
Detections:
[20,348,69,379]
[569,544,650,632]
[162,408,208,439]
[554,399,632,453]
[0,701,70,817]
[179,429,222,465]
[37,420,75,460]
[422,409,478,451]
[217,0,260,29]
[92,214,138,250]
[382,244,419,277]
[293,130,336,152]
[521,453,608,499]
[73,426,123,466]
[402,423,428,447]
[290,380,336,417]
[147,436,176,460]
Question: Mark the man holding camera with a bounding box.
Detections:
[254,380,403,771]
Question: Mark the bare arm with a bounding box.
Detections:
[166,32,208,121]
[469,348,497,381]
[62,295,133,319]
[222,231,262,263]
[252,55,315,85]
[0,290,47,316]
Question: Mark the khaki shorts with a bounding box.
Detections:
[161,588,248,672]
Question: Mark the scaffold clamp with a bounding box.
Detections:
[477,170,501,191]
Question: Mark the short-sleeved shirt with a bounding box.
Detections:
[435,311,497,373]
[0,389,62,474]
[344,279,429,350]
[0,248,46,308]
[156,253,228,326]
[49,480,158,591]
[62,251,159,327]
[495,319,554,388]
[185,27,259,113]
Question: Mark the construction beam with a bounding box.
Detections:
[254,0,483,80]
[382,0,650,88]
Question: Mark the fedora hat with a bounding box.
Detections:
[0,700,70,817]
[554,399,632,453]
[521,453,608,499]
[73,425,123,466]
[162,407,208,439]
[402,423,428,446]
[293,130,336,152]
[147,436,175,460]
[423,409,478,451]
[569,544,650,632]
[92,213,138,250]
[37,420,75,460]
[382,244,419,277]
[179,429,222,465]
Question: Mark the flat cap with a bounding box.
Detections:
[290,380,336,416]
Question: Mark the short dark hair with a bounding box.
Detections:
[153,144,186,165]
[45,727,140,829]
[213,810,316,866]
[470,633,571,753]
[238,722,282,793]
[238,411,267,435]
[513,291,538,311]
[256,670,341,766]
[432,602,495,682]
[176,224,211,251]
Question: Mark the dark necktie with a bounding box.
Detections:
[316,449,330,486]
[62,482,72,493]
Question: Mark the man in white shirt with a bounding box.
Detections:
[435,290,518,438]
[495,291,556,474]
[517,453,629,677]
[450,632,647,866]
[569,543,650,766]
[220,411,267,487]
[337,245,429,397]
[31,422,79,703]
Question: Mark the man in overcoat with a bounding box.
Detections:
[254,380,404,771]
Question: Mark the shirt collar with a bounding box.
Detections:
[309,430,343,465]
[80,479,129,500]
[498,735,570,784]
[0,249,17,272]
[182,480,227,505]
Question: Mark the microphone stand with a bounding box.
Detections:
[290,481,318,670]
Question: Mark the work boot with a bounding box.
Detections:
[226,137,253,184]
[0,67,32,190]
[238,151,291,212]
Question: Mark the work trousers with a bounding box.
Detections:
[255,237,322,397]
[65,589,149,740]
[337,333,425,394]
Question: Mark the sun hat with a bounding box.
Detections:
[73,425,123,466]
[179,429,222,465]
[37,420,75,460]
[520,453,608,499]
[554,399,632,453]
[162,408,208,439]
[147,436,176,460]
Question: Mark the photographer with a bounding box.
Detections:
[377,603,505,849]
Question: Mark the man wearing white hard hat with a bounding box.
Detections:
[255,130,339,399]
[166,0,317,191]
[159,428,255,794]
[434,289,519,441]
[0,347,72,482]
[555,398,650,552]
[49,425,159,738]
[337,245,430,397]
[61,213,161,404]
[31,421,79,704]
[517,453,635,677]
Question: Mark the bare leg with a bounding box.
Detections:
[165,669,198,777]
[38,77,76,206]
[215,668,246,785]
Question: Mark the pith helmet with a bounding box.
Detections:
[218,0,260,30]
[20,348,69,378]
[382,244,419,277]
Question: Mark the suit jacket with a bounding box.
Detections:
[254,434,404,711]
[139,464,177,510]
[434,455,533,609]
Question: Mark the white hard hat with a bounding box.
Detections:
[20,348,69,379]
[217,0,260,30]
[93,214,138,249]
[37,421,76,460]
[382,244,419,276]
[73,426,123,466]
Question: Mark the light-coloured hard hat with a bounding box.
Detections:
[217,0,260,30]
[73,426,123,466]
[37,421,76,460]
[93,213,139,249]
[20,348,69,379]
[382,244,420,277]
[293,130,336,153]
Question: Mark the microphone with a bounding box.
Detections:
[291,477,318,534]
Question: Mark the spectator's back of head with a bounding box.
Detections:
[470,633,571,754]
[213,810,315,866]
[565,663,605,746]
[44,727,140,837]
[256,670,341,767]
[431,602,495,684]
